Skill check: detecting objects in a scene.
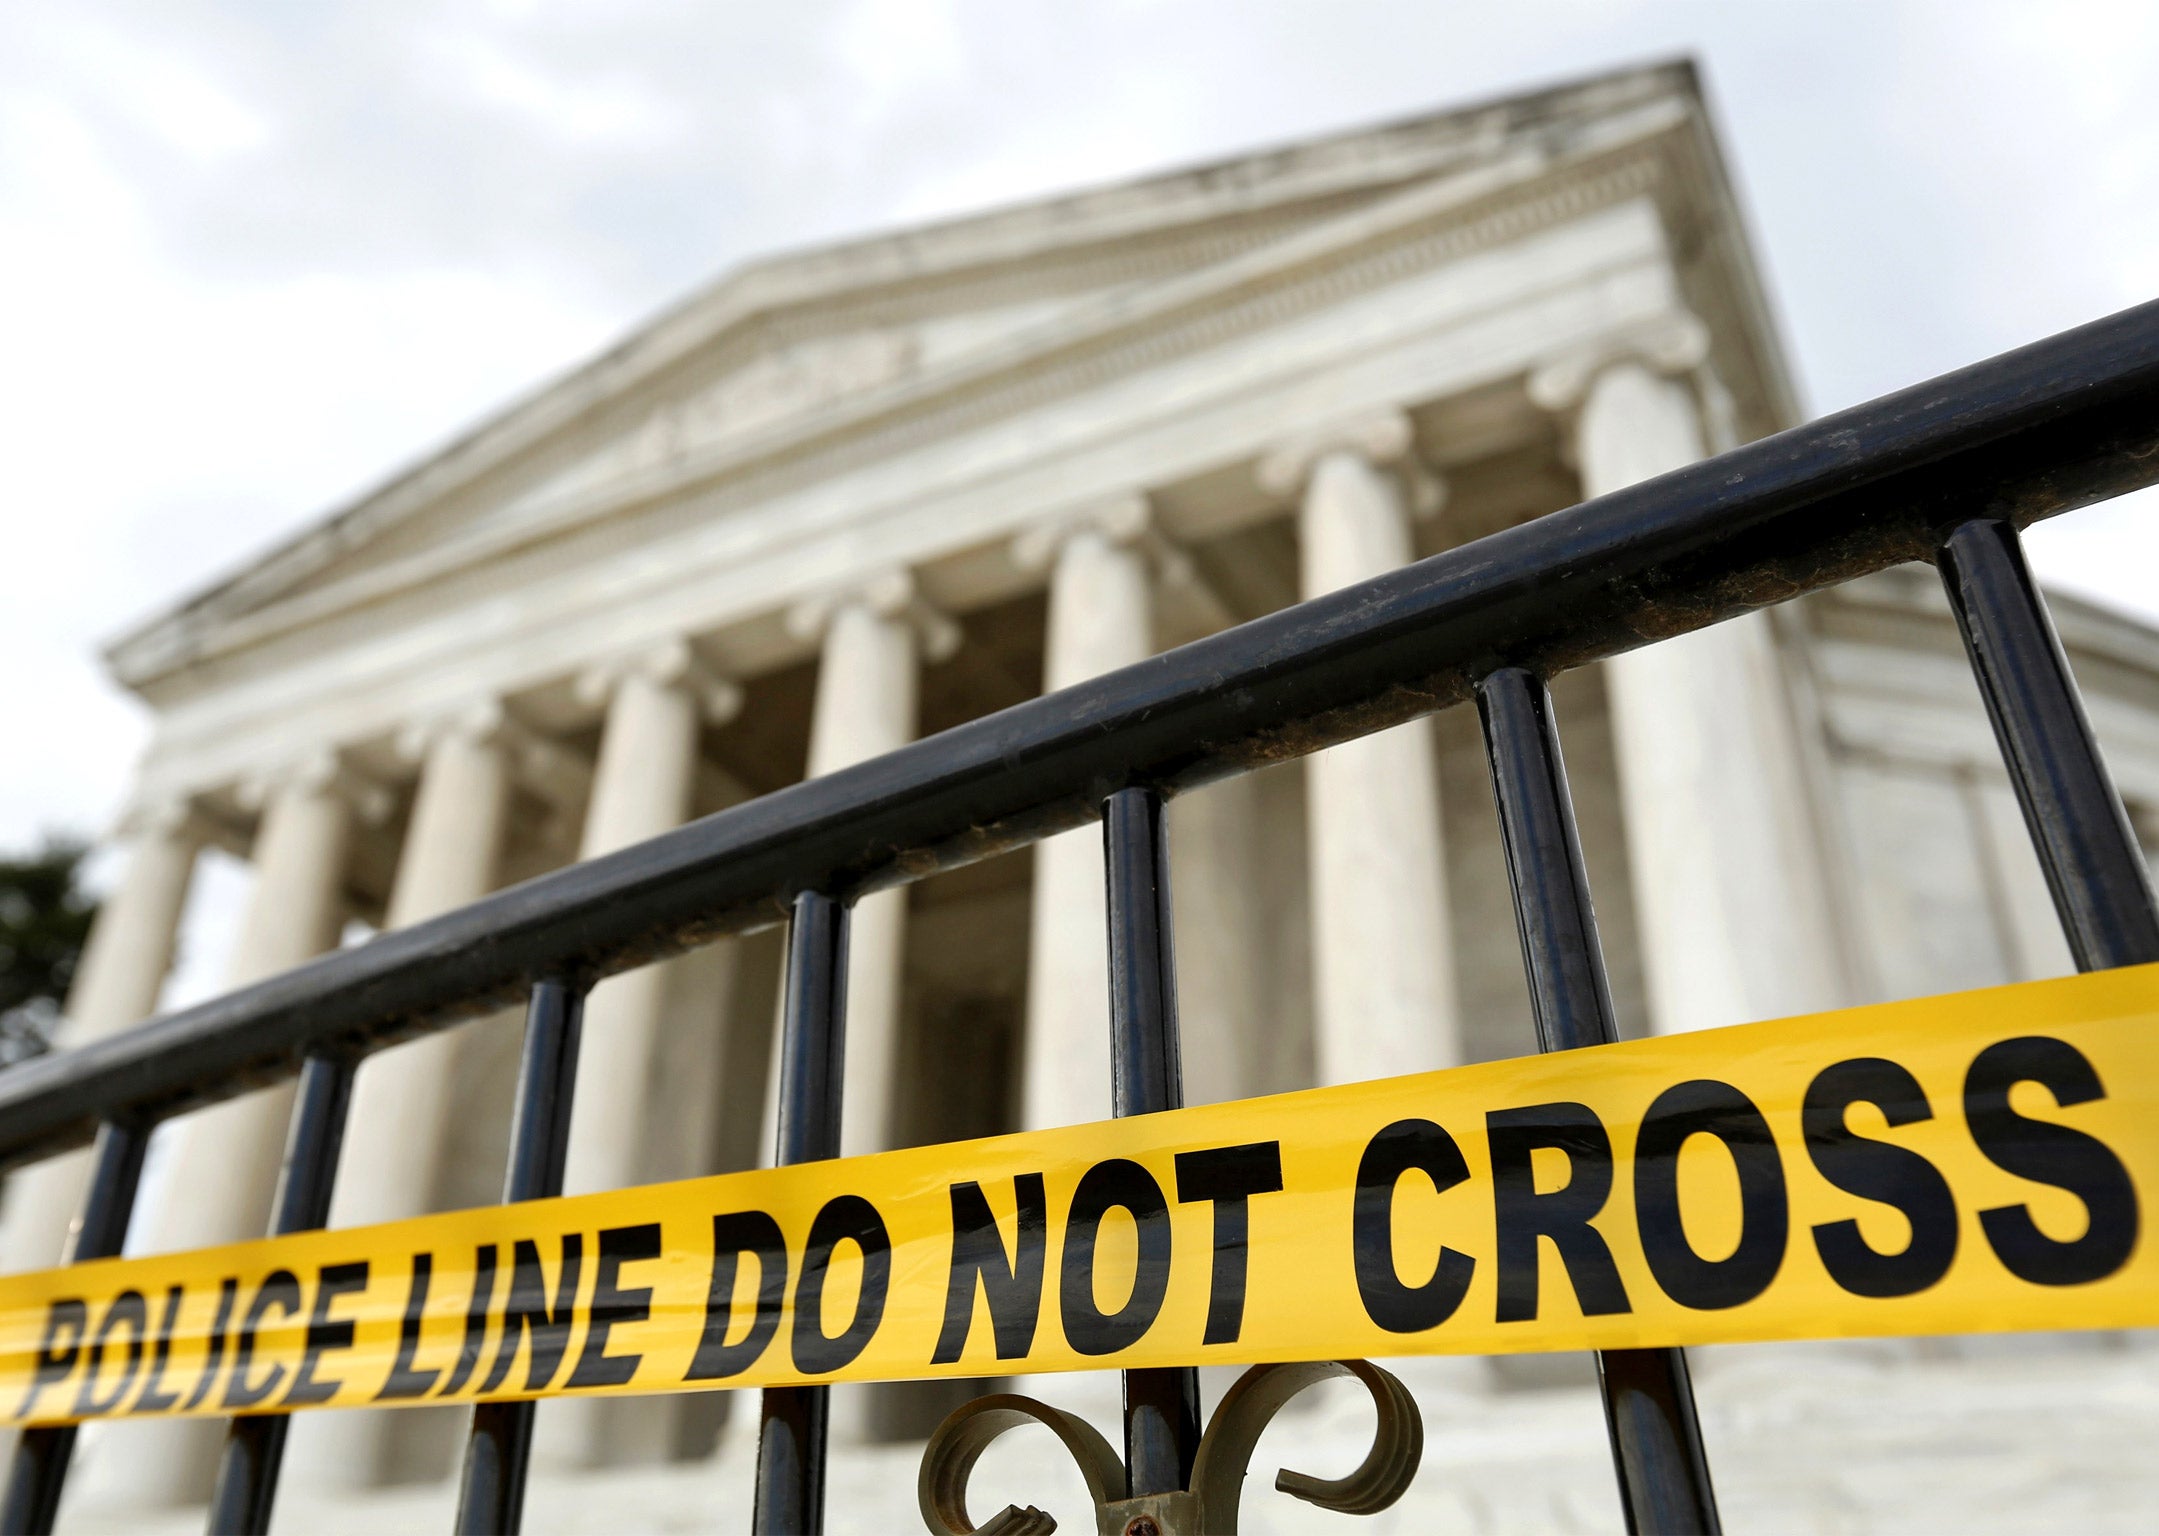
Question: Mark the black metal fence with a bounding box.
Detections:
[6,300,2159,1536]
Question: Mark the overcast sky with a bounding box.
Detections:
[4,1,2157,1000]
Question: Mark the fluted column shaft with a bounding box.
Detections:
[143,775,353,1251]
[385,726,514,926]
[562,667,704,1198]
[287,715,514,1491]
[66,821,198,1039]
[803,592,930,1159]
[337,719,513,1227]
[783,578,949,1450]
[1576,359,1846,1032]
[1293,449,1462,1085]
[0,812,198,1276]
[1007,513,1159,1432]
[117,768,354,1508]
[1022,522,1155,1130]
[536,648,723,1473]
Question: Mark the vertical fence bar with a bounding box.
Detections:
[752,890,850,1536]
[1938,517,2159,970]
[0,1119,153,1536]
[454,977,586,1536]
[1476,666,1721,1536]
[205,1050,359,1536]
[1101,786,1201,1499]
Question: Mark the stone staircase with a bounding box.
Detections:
[55,1340,2159,1533]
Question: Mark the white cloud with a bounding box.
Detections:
[423,25,690,150]
[0,9,621,861]
[829,0,967,110]
[1,0,2156,968]
[20,9,272,165]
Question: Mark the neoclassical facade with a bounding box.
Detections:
[13,60,2158,1532]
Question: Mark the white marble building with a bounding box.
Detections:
[9,59,2157,1533]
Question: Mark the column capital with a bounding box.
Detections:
[1010,491,1199,589]
[236,750,395,825]
[393,697,519,765]
[1525,310,1712,416]
[112,793,214,846]
[394,698,592,822]
[785,568,961,663]
[574,637,745,724]
[1256,409,1446,519]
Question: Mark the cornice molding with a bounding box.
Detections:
[112,129,1683,689]
[163,213,1322,645]
[112,64,1704,666]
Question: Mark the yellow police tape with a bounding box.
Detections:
[6,963,2157,1426]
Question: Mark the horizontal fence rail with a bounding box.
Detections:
[4,299,2158,1173]
[5,299,2159,1536]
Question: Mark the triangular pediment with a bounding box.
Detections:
[110,59,1741,688]
[264,216,1336,587]
[294,285,1126,591]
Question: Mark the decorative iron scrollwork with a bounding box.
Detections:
[917,1359,1423,1536]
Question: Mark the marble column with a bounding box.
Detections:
[139,758,366,1251]
[537,640,737,1471]
[1017,496,1160,1132]
[1004,497,1165,1429]
[1260,414,1464,1087]
[561,640,740,1198]
[115,753,370,1508]
[339,704,516,1224]
[0,801,200,1277]
[788,570,956,1158]
[780,572,956,1449]
[1531,313,1847,1033]
[284,703,516,1491]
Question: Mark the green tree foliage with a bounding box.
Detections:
[0,839,99,1066]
